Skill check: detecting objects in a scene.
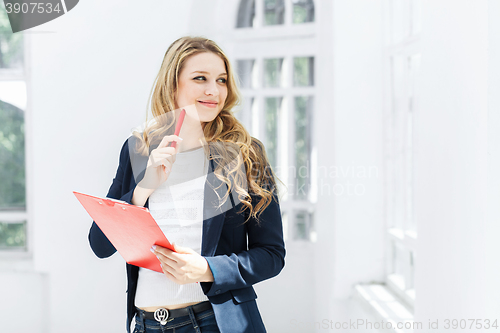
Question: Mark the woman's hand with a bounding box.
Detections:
[151,244,214,284]
[139,135,183,191]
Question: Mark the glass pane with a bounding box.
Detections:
[411,0,422,35]
[294,96,312,200]
[264,0,285,26]
[385,157,395,227]
[392,241,407,289]
[294,211,308,240]
[309,212,316,242]
[236,0,256,28]
[0,221,26,248]
[293,57,314,87]
[292,0,315,24]
[408,250,415,289]
[251,96,260,138]
[0,81,27,109]
[406,54,420,232]
[391,56,405,229]
[0,6,24,69]
[0,96,26,209]
[391,0,411,43]
[235,96,253,134]
[263,58,283,88]
[264,97,281,169]
[281,211,288,242]
[236,59,255,89]
[408,54,421,103]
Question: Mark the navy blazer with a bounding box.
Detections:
[88,136,286,333]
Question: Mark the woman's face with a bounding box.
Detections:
[174,52,228,124]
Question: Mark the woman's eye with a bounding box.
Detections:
[193,76,226,84]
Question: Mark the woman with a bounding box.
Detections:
[88,36,286,333]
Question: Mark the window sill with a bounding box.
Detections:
[386,274,415,310]
[231,23,316,41]
[354,283,414,333]
[0,254,34,272]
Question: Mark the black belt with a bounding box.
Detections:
[137,301,212,325]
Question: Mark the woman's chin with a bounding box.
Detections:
[197,112,220,124]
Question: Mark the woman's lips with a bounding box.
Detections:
[198,101,218,108]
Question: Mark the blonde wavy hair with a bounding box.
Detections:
[131,36,284,224]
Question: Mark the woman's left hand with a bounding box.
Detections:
[151,243,214,285]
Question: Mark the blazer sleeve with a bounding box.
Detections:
[88,138,134,259]
[200,164,286,297]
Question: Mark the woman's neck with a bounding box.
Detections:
[176,118,207,153]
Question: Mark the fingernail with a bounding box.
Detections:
[179,137,183,141]
[150,245,156,253]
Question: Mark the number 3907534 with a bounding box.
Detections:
[5,2,63,14]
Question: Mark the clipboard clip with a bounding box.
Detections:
[99,198,128,208]
[98,200,115,207]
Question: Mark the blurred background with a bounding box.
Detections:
[0,0,499,332]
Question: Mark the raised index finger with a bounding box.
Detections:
[158,135,183,149]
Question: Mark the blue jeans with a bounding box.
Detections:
[133,304,220,333]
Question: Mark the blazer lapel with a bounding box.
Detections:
[134,138,230,257]
[201,151,231,257]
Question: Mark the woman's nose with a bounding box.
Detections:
[205,80,219,96]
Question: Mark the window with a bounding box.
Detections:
[233,0,316,242]
[294,95,312,200]
[236,0,314,29]
[293,210,313,240]
[236,59,256,89]
[263,0,285,26]
[293,56,314,87]
[264,96,281,168]
[234,59,257,136]
[263,58,283,87]
[384,0,421,308]
[236,0,256,28]
[292,0,315,24]
[0,5,28,251]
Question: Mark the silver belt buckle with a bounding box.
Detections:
[154,308,169,325]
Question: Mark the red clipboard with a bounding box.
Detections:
[74,191,173,272]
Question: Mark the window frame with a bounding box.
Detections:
[232,0,317,243]
[233,0,316,40]
[383,0,421,311]
[0,31,32,259]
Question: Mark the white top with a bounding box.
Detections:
[134,145,210,307]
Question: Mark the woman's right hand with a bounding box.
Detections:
[139,135,183,190]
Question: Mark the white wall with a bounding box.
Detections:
[187,0,386,331]
[7,1,498,332]
[329,0,385,300]
[2,1,317,332]
[1,1,192,332]
[294,0,386,328]
[0,271,48,332]
[186,1,318,331]
[185,2,311,332]
[414,0,489,330]
[487,0,500,320]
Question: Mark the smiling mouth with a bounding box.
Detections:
[198,101,218,106]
